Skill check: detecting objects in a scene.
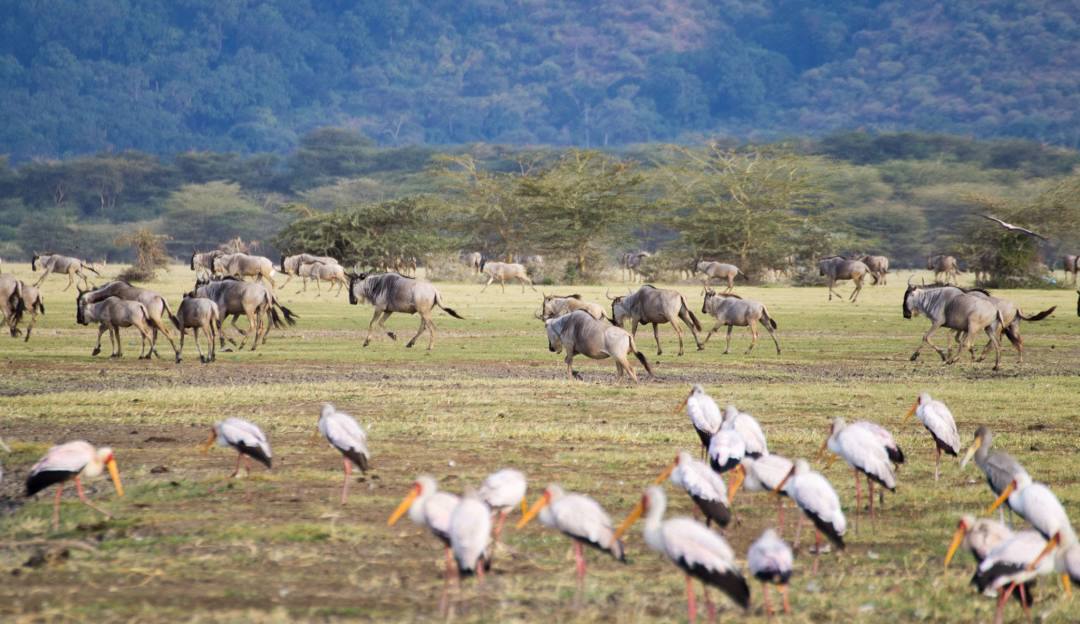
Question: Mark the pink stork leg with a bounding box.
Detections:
[777,497,786,536]
[685,574,698,624]
[75,476,111,519]
[762,583,773,616]
[854,468,862,517]
[229,452,243,478]
[53,482,64,530]
[779,582,792,614]
[934,446,942,482]
[574,540,587,587]
[868,480,875,519]
[701,582,716,622]
[341,458,352,506]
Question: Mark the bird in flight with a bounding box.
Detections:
[979,214,1049,241]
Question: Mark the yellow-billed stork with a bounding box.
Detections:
[905,392,960,481]
[26,440,124,530]
[201,417,271,477]
[318,403,369,505]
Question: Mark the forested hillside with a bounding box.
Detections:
[2,0,1080,159]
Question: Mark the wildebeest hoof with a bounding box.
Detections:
[909,353,919,361]
[92,348,101,356]
[405,341,415,348]
[571,371,584,381]
[221,347,234,353]
[696,345,705,351]
[175,357,182,364]
[362,340,370,348]
[387,332,397,341]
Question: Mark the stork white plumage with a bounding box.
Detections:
[723,404,768,458]
[775,459,845,571]
[822,418,898,518]
[730,453,794,534]
[708,428,745,475]
[647,450,730,528]
[318,403,369,505]
[479,468,527,544]
[905,392,960,481]
[971,530,1052,623]
[387,475,461,580]
[26,440,124,530]
[516,484,625,585]
[944,514,1013,570]
[677,385,723,458]
[201,417,272,477]
[613,486,749,622]
[449,492,492,579]
[987,472,1075,543]
[748,528,794,616]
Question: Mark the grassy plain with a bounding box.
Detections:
[0,263,1078,623]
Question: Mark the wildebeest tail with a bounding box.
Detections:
[270,294,298,326]
[628,334,654,377]
[679,295,703,331]
[161,298,182,333]
[1018,306,1055,321]
[9,285,25,328]
[435,292,464,319]
[762,305,778,329]
[84,262,101,275]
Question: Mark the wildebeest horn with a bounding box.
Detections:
[907,275,915,286]
[605,289,615,301]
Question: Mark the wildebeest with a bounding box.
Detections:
[818,256,870,302]
[609,285,703,356]
[902,282,1004,370]
[859,255,890,285]
[172,295,220,363]
[76,294,155,359]
[540,293,606,321]
[297,261,348,296]
[701,289,780,355]
[13,281,44,342]
[279,253,339,289]
[544,310,653,382]
[696,261,743,293]
[32,253,100,291]
[393,256,418,277]
[188,277,297,351]
[80,281,180,359]
[0,275,24,337]
[190,250,224,280]
[213,253,278,291]
[927,255,961,285]
[479,261,535,293]
[463,252,483,275]
[621,251,651,282]
[934,285,1054,364]
[1063,255,1079,284]
[348,272,463,350]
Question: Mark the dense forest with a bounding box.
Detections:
[2,0,1080,159]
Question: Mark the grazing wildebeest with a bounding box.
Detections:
[348,272,464,350]
[0,275,24,337]
[279,253,339,289]
[13,281,44,342]
[297,261,348,296]
[32,253,100,291]
[544,310,653,382]
[609,285,703,356]
[172,295,220,363]
[621,251,651,282]
[213,253,278,291]
[188,277,296,351]
[76,294,155,359]
[927,255,961,285]
[818,256,870,302]
[479,260,535,293]
[902,282,1004,370]
[463,252,483,275]
[696,261,743,293]
[701,289,780,355]
[859,255,890,285]
[190,250,224,280]
[540,293,606,321]
[80,281,180,359]
[1063,255,1079,284]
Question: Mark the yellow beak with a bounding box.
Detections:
[107,458,124,498]
[815,438,829,462]
[387,486,420,526]
[1063,574,1073,599]
[986,480,1015,515]
[654,460,677,485]
[672,394,690,417]
[520,498,528,516]
[944,524,967,569]
[773,467,795,495]
[905,402,918,420]
[613,498,645,541]
[1026,532,1061,572]
[200,430,216,454]
[960,438,981,469]
[726,464,746,502]
[516,493,551,529]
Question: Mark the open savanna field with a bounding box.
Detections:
[1,263,1078,623]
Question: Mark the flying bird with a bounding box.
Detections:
[978,214,1048,241]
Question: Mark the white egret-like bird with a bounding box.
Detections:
[775,459,846,569]
[971,530,1051,624]
[676,385,723,457]
[516,484,625,585]
[986,472,1075,543]
[613,486,749,622]
[944,514,1013,570]
[318,403,370,505]
[449,492,492,579]
[961,426,1029,514]
[479,468,527,543]
[748,528,794,616]
[905,392,960,481]
[648,451,730,528]
[388,475,461,580]
[201,417,272,476]
[822,417,896,517]
[1027,531,1078,599]
[723,404,768,458]
[729,453,794,533]
[708,427,745,475]
[25,441,124,530]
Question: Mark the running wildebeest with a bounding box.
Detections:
[935,285,1054,364]
[859,255,890,285]
[701,288,780,355]
[1063,255,1079,284]
[13,281,44,342]
[172,294,220,363]
[80,281,180,359]
[696,261,744,293]
[348,272,463,350]
[818,256,870,302]
[609,285,703,356]
[621,251,651,282]
[0,275,24,337]
[213,253,278,291]
[188,277,297,351]
[279,253,340,289]
[76,294,155,359]
[540,293,606,321]
[190,250,224,280]
[463,252,483,275]
[32,253,100,291]
[479,260,535,293]
[902,281,1004,370]
[544,309,653,382]
[297,261,348,296]
[927,255,961,285]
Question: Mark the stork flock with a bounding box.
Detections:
[7,388,1077,623]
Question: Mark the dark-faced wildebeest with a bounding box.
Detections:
[32,253,100,291]
[859,255,890,285]
[609,285,703,356]
[80,281,180,358]
[621,251,651,283]
[818,256,870,302]
[172,295,220,363]
[1063,255,1079,284]
[925,284,1054,364]
[190,250,224,280]
[479,260,535,293]
[544,310,653,382]
[696,261,743,293]
[701,289,780,355]
[348,272,463,350]
[927,255,961,285]
[0,275,24,337]
[188,277,297,351]
[213,253,279,291]
[902,282,1004,370]
[76,294,155,359]
[540,293,606,321]
[279,253,340,289]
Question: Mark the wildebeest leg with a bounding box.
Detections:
[33,266,52,288]
[672,320,687,356]
[986,325,1001,371]
[137,323,154,359]
[111,326,123,358]
[724,325,734,354]
[480,275,494,292]
[177,328,186,363]
[563,352,580,381]
[849,277,864,302]
[426,318,437,350]
[524,276,537,292]
[499,277,506,293]
[405,314,428,349]
[363,309,382,347]
[62,271,75,292]
[652,323,663,356]
[725,275,734,293]
[378,311,397,341]
[762,319,781,354]
[912,322,946,362]
[746,322,759,354]
[703,322,722,345]
[93,324,107,356]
